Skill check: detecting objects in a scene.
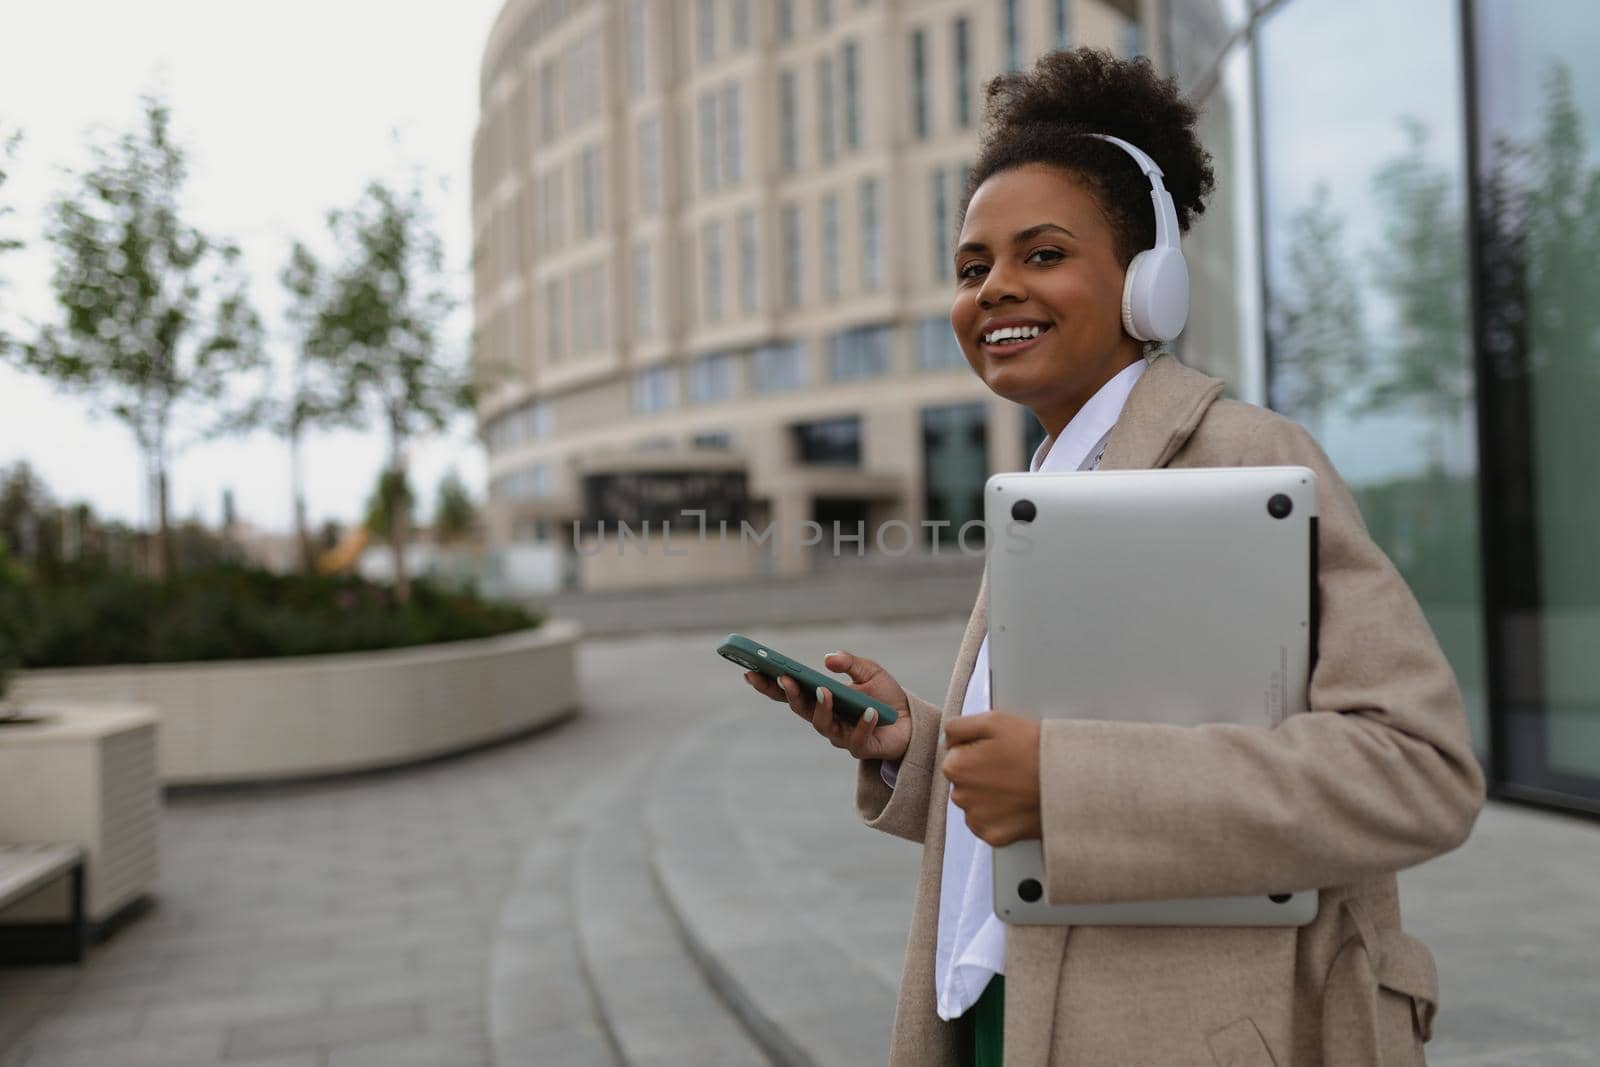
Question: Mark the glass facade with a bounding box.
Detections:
[1469,0,1600,804]
[1164,0,1600,814]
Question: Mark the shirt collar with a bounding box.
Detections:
[1028,357,1150,473]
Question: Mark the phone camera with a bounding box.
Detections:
[1269,893,1293,904]
[1267,494,1293,519]
[1011,499,1037,523]
[1018,878,1043,903]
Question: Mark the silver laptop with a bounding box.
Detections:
[985,466,1320,926]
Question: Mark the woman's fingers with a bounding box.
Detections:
[743,671,787,703]
[845,705,879,757]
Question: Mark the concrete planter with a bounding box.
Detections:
[0,705,159,925]
[9,621,581,787]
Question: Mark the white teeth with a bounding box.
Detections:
[983,325,1043,344]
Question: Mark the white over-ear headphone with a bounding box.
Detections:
[1084,133,1189,343]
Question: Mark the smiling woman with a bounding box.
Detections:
[745,46,1484,1067]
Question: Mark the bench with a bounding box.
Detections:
[0,844,87,965]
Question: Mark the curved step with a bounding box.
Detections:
[645,710,917,1067]
[489,829,618,1066]
[572,764,775,1066]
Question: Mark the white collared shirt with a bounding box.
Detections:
[931,356,1148,1021]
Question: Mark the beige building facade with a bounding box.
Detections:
[473,0,1175,589]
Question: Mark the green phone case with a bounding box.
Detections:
[717,633,899,726]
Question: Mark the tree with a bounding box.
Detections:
[0,124,22,354]
[8,97,264,577]
[302,176,467,601]
[1267,183,1369,441]
[278,240,358,573]
[1366,118,1474,468]
[364,467,413,547]
[433,469,477,544]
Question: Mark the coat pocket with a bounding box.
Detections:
[1207,1017,1279,1067]
[1321,899,1438,1067]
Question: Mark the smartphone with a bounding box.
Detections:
[717,633,899,726]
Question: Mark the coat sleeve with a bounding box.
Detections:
[855,691,944,844]
[1037,419,1486,905]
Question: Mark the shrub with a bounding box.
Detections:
[0,563,539,669]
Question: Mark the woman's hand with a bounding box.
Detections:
[742,650,913,763]
[944,710,1043,847]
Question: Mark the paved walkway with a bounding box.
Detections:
[1,617,1596,1065]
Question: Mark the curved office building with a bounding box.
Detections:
[473,0,1600,815]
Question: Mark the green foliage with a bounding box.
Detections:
[0,124,22,355]
[0,562,537,669]
[7,96,265,574]
[364,467,413,543]
[433,469,477,543]
[296,174,470,597]
[1366,118,1473,438]
[1268,182,1369,438]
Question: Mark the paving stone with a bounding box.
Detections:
[222,1001,421,1060]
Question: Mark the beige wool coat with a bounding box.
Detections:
[856,354,1486,1066]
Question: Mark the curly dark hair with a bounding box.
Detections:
[963,48,1215,267]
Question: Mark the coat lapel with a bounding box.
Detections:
[1098,353,1227,472]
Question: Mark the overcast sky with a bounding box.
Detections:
[0,0,507,533]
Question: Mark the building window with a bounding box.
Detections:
[627,0,648,95]
[633,365,678,413]
[738,209,760,314]
[577,144,604,238]
[493,463,551,502]
[932,168,951,281]
[697,0,716,61]
[753,340,807,392]
[485,400,554,455]
[702,220,724,323]
[540,60,558,143]
[688,350,737,403]
[842,40,861,150]
[953,17,972,129]
[821,193,840,300]
[782,203,804,308]
[924,403,988,544]
[828,324,891,380]
[1123,19,1143,58]
[691,430,733,450]
[1053,0,1071,50]
[776,0,794,42]
[721,83,743,185]
[817,55,837,164]
[1002,0,1021,72]
[917,315,964,371]
[638,116,663,214]
[860,177,882,291]
[633,242,653,338]
[794,416,860,466]
[779,69,800,174]
[583,262,608,351]
[544,278,564,362]
[910,29,929,140]
[699,91,720,192]
[731,0,751,49]
[816,0,833,31]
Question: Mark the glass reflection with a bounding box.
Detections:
[1258,0,1487,750]
[1474,1,1600,788]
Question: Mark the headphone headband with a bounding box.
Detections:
[1083,133,1180,251]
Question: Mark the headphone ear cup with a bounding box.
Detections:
[1121,251,1153,342]
[1122,247,1190,343]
